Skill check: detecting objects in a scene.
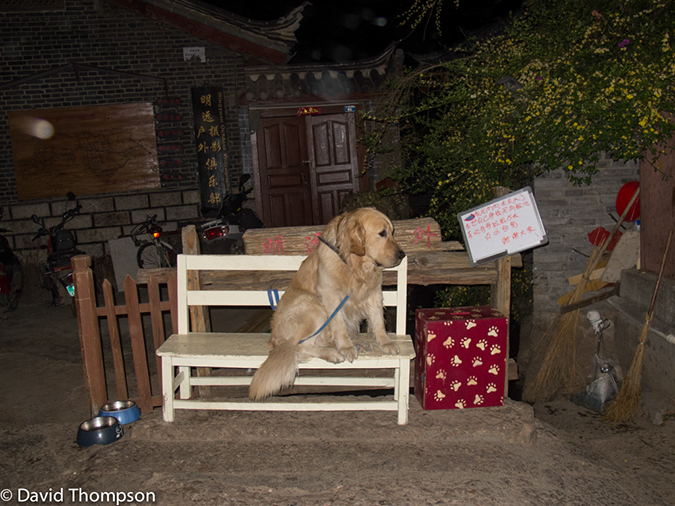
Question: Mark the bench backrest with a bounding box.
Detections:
[176,254,408,335]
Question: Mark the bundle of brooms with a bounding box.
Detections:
[523,187,641,403]
[603,187,674,423]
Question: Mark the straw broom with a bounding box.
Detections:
[524,187,641,403]
[604,192,674,423]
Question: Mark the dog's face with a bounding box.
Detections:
[335,208,405,268]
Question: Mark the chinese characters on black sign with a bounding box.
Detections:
[191,87,230,211]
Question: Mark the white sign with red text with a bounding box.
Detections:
[457,187,548,266]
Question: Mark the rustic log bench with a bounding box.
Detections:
[155,253,416,425]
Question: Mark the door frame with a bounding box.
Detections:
[250,102,369,225]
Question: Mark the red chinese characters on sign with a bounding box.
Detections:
[412,223,439,249]
[305,232,321,254]
[262,235,284,255]
[462,193,533,242]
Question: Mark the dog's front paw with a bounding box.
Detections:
[379,341,400,355]
[339,345,358,362]
[324,349,346,364]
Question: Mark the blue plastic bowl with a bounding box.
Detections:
[98,400,141,425]
[76,416,124,447]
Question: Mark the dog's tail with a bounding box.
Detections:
[249,340,298,401]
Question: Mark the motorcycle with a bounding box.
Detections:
[31,194,83,312]
[199,174,264,254]
[0,207,22,313]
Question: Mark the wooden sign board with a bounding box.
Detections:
[457,187,547,266]
[9,103,159,200]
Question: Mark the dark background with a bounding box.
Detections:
[202,0,524,63]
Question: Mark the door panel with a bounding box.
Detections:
[257,117,312,228]
[307,113,360,225]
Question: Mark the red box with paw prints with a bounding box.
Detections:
[414,306,508,410]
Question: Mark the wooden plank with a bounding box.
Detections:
[490,186,512,398]
[568,261,607,285]
[148,275,166,382]
[559,284,620,314]
[182,225,212,398]
[236,308,273,333]
[558,278,610,306]
[102,279,128,401]
[168,272,178,335]
[123,275,153,413]
[243,217,453,255]
[72,255,108,416]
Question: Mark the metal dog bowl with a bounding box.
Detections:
[98,400,141,425]
[76,416,124,447]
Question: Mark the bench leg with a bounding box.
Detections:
[179,366,191,399]
[397,358,411,425]
[161,357,175,423]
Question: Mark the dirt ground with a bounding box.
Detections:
[1,296,675,506]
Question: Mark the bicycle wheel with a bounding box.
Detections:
[137,242,177,269]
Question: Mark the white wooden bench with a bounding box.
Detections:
[156,254,416,424]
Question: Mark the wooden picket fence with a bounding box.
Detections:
[72,255,177,416]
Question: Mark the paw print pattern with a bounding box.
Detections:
[450,380,461,392]
[450,355,462,367]
[488,364,500,375]
[467,376,478,386]
[443,337,454,349]
[426,354,435,367]
[472,357,483,367]
[487,326,499,337]
[461,337,472,349]
[435,369,447,380]
[465,320,477,330]
[434,390,446,401]
[476,339,487,351]
[490,344,501,355]
[474,394,484,405]
[486,383,498,393]
[454,400,466,409]
[427,330,437,342]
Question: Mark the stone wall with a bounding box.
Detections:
[520,156,640,379]
[2,188,199,267]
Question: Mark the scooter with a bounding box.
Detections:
[0,207,22,313]
[31,195,83,312]
[199,174,264,254]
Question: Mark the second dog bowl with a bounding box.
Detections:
[98,400,141,425]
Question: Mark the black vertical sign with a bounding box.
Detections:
[192,87,230,211]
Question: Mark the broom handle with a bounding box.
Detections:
[580,186,641,284]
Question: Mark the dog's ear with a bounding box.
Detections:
[336,213,366,256]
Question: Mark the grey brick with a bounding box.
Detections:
[131,208,165,223]
[150,191,182,207]
[166,204,199,221]
[10,202,50,219]
[76,226,122,244]
[182,189,201,204]
[94,211,130,227]
[115,195,149,211]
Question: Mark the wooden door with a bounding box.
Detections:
[306,113,360,225]
[256,116,312,228]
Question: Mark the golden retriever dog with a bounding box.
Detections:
[248,207,406,401]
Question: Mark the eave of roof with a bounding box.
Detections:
[106,0,307,64]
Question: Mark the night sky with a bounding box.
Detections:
[201,0,523,64]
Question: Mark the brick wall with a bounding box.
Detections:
[520,156,640,377]
[2,188,199,264]
[0,0,246,203]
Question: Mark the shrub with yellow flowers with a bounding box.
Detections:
[371,0,675,241]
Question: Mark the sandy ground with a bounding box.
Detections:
[1,297,675,505]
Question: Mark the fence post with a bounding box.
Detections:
[72,255,107,416]
[490,186,513,398]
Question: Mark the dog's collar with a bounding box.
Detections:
[318,235,347,264]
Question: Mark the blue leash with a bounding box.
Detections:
[267,289,352,344]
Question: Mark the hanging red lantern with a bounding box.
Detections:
[615,181,640,222]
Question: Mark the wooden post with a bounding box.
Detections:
[181,225,211,398]
[72,255,107,416]
[490,186,513,398]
